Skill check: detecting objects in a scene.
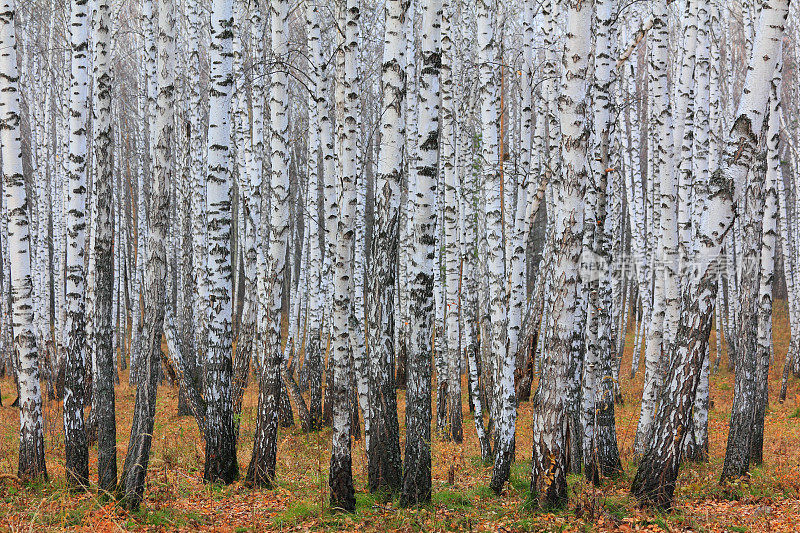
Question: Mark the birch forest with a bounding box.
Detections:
[2,0,800,529]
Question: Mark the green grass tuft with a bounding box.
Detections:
[432,488,473,509]
[273,500,319,528]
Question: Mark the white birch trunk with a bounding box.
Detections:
[530,0,593,509]
[203,0,238,484]
[478,0,513,494]
[0,0,47,481]
[401,0,442,507]
[329,0,358,512]
[63,0,92,487]
[440,0,462,444]
[364,0,405,491]
[305,0,325,430]
[246,0,291,488]
[635,1,672,455]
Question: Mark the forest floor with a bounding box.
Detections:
[1,301,799,532]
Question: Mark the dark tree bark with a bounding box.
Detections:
[278,377,294,428]
[631,291,714,509]
[283,365,311,431]
[364,0,406,494]
[323,355,334,426]
[232,305,253,428]
[306,332,323,430]
[595,339,623,478]
[515,328,537,403]
[245,345,283,487]
[92,0,117,494]
[395,340,407,389]
[720,135,769,484]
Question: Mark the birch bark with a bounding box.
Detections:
[632,0,789,508]
[475,0,514,495]
[246,0,291,488]
[119,0,176,508]
[440,0,462,444]
[530,0,593,509]
[92,0,117,492]
[401,0,442,507]
[365,0,406,495]
[0,0,47,481]
[329,0,359,513]
[203,0,239,485]
[64,0,92,488]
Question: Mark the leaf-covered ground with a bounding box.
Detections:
[1,300,799,532]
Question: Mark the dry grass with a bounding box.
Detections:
[0,301,799,531]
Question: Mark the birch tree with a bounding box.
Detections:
[632,0,789,508]
[0,0,47,482]
[119,0,176,509]
[401,0,442,507]
[440,0,462,444]
[63,0,92,488]
[305,0,325,432]
[529,0,593,509]
[476,0,514,494]
[583,0,623,482]
[92,0,116,493]
[634,0,672,455]
[203,0,238,485]
[366,0,405,492]
[188,0,207,382]
[246,0,290,488]
[329,0,359,512]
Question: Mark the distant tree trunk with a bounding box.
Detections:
[0,0,47,482]
[585,0,622,482]
[282,365,310,431]
[400,0,442,508]
[229,0,255,428]
[351,167,369,450]
[188,0,206,393]
[635,0,671,456]
[778,149,798,403]
[396,0,418,395]
[684,1,714,463]
[131,0,157,383]
[674,0,700,273]
[305,0,325,432]
[461,137,491,463]
[278,378,294,428]
[440,0,462,445]
[319,0,339,424]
